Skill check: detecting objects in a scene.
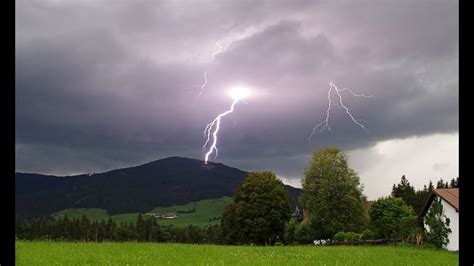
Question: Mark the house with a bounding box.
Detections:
[163,213,177,219]
[419,188,458,251]
[146,212,178,219]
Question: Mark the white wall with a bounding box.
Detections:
[423,196,459,251]
[440,198,459,251]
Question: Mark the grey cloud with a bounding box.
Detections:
[16,0,458,183]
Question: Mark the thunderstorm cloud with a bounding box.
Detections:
[16,0,458,199]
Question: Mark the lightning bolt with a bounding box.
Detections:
[308,81,374,143]
[195,71,208,101]
[202,97,243,164]
[211,42,222,61]
[194,42,223,103]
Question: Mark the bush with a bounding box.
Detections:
[369,197,415,239]
[294,220,314,244]
[360,229,375,240]
[283,220,298,245]
[274,241,284,246]
[399,216,420,242]
[352,233,362,242]
[333,231,361,243]
[345,232,361,242]
[333,231,347,242]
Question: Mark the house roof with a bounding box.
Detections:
[419,188,459,218]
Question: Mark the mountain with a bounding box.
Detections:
[16,157,302,218]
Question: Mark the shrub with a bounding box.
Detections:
[283,220,298,245]
[345,232,361,242]
[351,233,362,242]
[333,231,361,243]
[399,216,421,242]
[333,231,347,242]
[369,197,415,239]
[360,229,375,240]
[294,220,314,244]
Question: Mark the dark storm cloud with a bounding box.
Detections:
[16,0,458,184]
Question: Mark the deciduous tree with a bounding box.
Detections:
[300,146,367,240]
[221,171,292,245]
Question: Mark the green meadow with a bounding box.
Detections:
[16,241,458,265]
[53,196,233,226]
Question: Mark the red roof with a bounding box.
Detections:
[419,188,459,218]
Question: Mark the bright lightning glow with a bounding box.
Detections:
[202,86,249,164]
[230,86,250,100]
[308,81,374,143]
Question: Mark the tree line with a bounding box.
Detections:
[16,214,221,244]
[392,175,458,215]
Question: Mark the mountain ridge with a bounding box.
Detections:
[16,156,302,218]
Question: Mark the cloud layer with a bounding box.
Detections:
[16,1,458,198]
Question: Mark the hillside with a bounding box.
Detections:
[53,196,234,226]
[16,157,302,218]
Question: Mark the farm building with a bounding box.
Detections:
[146,212,177,219]
[419,188,459,251]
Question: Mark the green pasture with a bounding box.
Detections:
[16,241,458,265]
[53,196,233,227]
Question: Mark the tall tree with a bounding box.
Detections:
[436,178,446,189]
[391,175,417,210]
[221,171,292,245]
[412,185,429,215]
[428,181,434,192]
[300,146,367,240]
[449,177,459,188]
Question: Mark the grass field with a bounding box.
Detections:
[146,196,233,226]
[16,241,458,265]
[53,196,233,227]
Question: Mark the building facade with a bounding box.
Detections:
[419,188,458,251]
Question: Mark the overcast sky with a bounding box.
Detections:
[16,0,458,199]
